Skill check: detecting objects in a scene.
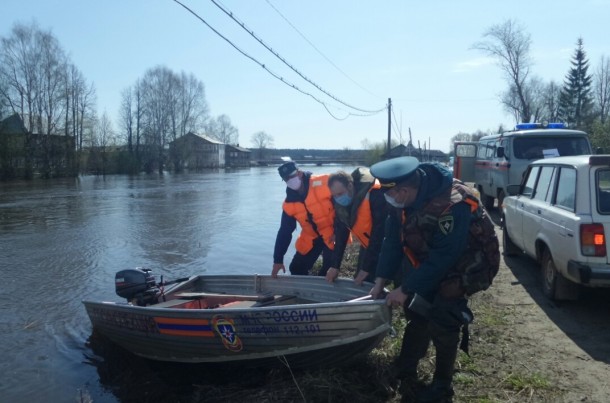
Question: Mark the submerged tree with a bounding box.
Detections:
[119,66,209,173]
[0,21,95,178]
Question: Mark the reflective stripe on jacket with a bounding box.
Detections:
[283,174,335,254]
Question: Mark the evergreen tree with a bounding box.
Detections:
[558,38,594,130]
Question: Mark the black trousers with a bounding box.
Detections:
[288,237,333,276]
[396,297,465,383]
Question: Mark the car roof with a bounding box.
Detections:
[479,129,589,141]
[530,155,610,167]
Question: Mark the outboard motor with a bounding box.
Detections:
[115,268,160,306]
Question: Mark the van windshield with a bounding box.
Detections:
[513,137,591,159]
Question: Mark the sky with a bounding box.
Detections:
[2,0,610,152]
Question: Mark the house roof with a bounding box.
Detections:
[384,141,447,159]
[226,144,251,153]
[168,132,226,145]
[0,113,27,135]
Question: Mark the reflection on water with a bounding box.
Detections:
[0,165,353,402]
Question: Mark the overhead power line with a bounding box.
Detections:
[264,0,380,99]
[172,0,361,120]
[208,0,385,115]
[391,107,402,140]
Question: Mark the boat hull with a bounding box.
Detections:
[83,274,392,367]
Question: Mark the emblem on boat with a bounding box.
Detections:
[212,315,243,352]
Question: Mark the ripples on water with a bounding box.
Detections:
[0,165,352,402]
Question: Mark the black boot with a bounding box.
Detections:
[416,379,454,402]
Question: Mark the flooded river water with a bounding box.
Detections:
[0,165,354,402]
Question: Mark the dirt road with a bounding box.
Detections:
[455,213,610,402]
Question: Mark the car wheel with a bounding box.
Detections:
[541,249,558,299]
[481,191,494,210]
[502,217,520,256]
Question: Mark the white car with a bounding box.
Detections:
[502,155,610,300]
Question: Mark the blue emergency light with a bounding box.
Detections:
[515,123,539,130]
[515,122,567,130]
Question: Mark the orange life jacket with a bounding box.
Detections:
[349,180,381,248]
[283,174,335,254]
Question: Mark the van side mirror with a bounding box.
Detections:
[506,184,521,196]
[497,147,505,158]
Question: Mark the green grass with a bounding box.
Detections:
[505,372,550,391]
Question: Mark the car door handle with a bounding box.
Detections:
[537,209,542,214]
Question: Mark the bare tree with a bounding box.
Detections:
[473,19,533,123]
[95,110,115,148]
[136,66,209,173]
[525,76,547,123]
[0,22,70,135]
[0,21,94,178]
[206,114,238,144]
[250,131,274,159]
[65,63,96,153]
[540,80,562,123]
[177,72,208,136]
[87,111,115,175]
[594,56,610,124]
[0,21,41,132]
[449,130,488,150]
[119,86,134,151]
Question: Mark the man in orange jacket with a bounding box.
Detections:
[271,161,335,277]
[324,167,387,285]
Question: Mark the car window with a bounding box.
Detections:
[513,137,591,159]
[555,167,576,210]
[533,166,555,201]
[522,166,540,197]
[486,142,495,158]
[478,141,492,158]
[597,169,610,214]
[455,144,476,158]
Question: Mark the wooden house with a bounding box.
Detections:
[225,144,251,167]
[169,132,226,169]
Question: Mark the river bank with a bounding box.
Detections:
[82,237,610,402]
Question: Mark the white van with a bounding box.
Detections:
[453,123,592,209]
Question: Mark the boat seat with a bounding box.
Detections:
[175,292,274,303]
[220,300,259,309]
[153,298,190,308]
[254,295,297,307]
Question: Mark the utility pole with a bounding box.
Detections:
[387,98,392,154]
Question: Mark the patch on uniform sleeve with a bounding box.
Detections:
[439,215,454,235]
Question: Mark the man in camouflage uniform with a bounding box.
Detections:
[370,156,499,402]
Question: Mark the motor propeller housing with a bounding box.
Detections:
[115,268,159,305]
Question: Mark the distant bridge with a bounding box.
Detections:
[254,158,366,166]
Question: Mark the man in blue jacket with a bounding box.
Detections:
[370,156,499,402]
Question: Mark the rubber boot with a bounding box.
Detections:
[416,379,454,402]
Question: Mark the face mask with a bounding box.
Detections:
[384,192,405,208]
[334,194,352,206]
[286,176,302,190]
